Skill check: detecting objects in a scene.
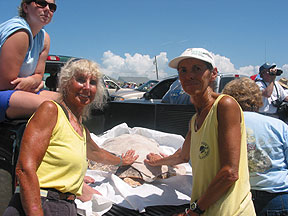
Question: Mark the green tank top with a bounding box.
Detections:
[36,101,87,196]
[190,94,255,215]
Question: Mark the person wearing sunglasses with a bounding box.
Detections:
[0,0,59,124]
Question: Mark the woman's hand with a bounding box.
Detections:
[144,152,167,166]
[77,182,102,202]
[11,75,42,92]
[121,149,139,166]
[33,81,45,93]
[84,176,95,184]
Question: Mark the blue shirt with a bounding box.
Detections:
[0,16,45,77]
[244,111,288,192]
[161,78,192,105]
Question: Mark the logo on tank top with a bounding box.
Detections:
[199,142,209,159]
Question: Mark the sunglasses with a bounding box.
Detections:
[29,0,57,13]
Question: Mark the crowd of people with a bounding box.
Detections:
[1,1,288,216]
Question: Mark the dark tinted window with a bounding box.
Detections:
[219,77,235,93]
[149,78,177,99]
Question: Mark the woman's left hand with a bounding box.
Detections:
[121,149,139,166]
[11,76,42,92]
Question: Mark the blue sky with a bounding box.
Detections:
[1,0,288,80]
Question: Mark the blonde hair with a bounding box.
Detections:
[222,77,263,112]
[58,59,107,120]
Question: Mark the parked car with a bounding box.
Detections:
[110,79,159,101]
[118,75,178,104]
[104,79,121,95]
[120,73,248,104]
[86,73,249,136]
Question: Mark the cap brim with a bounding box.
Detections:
[168,56,192,69]
[269,64,277,69]
[169,55,215,69]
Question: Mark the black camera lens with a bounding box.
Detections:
[276,69,283,76]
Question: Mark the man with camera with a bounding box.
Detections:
[255,63,288,119]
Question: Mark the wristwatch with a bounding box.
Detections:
[190,200,205,215]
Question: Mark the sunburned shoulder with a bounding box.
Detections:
[36,100,58,116]
[218,95,239,111]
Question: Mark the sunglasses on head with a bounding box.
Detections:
[29,0,57,13]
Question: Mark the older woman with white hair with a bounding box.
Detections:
[4,59,138,216]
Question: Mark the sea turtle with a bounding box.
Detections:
[88,134,186,187]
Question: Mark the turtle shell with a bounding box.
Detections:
[88,134,186,187]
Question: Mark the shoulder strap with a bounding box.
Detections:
[54,101,69,120]
[255,79,280,99]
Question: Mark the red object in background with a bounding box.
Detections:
[250,74,257,80]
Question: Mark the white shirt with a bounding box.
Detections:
[256,80,288,114]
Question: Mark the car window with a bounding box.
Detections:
[106,80,118,89]
[137,80,159,92]
[149,78,177,99]
[219,77,238,93]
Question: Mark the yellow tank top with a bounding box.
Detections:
[190,94,255,216]
[36,101,87,196]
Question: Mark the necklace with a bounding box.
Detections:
[194,103,213,132]
[62,101,83,132]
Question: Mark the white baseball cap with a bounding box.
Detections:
[169,48,216,69]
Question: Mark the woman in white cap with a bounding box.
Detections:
[145,48,255,215]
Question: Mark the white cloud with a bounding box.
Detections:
[100,51,169,80]
[212,53,258,77]
[100,50,288,81]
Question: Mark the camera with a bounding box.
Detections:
[269,69,283,76]
[272,99,282,107]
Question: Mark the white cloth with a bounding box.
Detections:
[76,123,192,216]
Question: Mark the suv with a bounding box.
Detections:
[214,73,245,94]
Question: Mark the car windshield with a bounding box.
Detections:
[219,77,236,92]
[136,80,158,92]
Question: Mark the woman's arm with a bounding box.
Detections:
[16,101,57,215]
[30,32,50,92]
[11,32,51,92]
[85,128,138,166]
[195,96,242,212]
[145,127,191,167]
[0,30,29,90]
